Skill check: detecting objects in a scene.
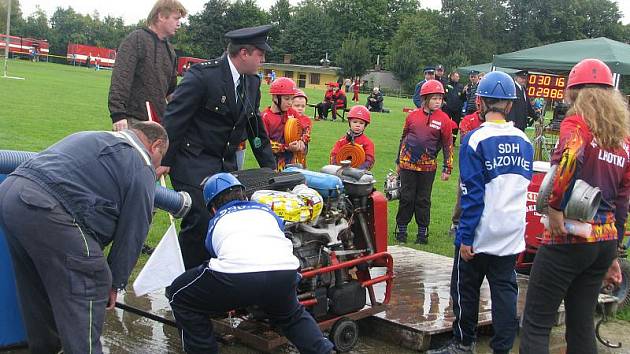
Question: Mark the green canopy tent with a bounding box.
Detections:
[492,37,630,87]
[458,63,518,77]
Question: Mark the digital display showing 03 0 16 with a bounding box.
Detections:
[527,74,566,100]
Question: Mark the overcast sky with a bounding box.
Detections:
[16,0,630,26]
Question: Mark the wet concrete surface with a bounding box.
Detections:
[366,246,535,350]
[4,245,630,353]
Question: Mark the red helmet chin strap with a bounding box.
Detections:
[272,96,287,113]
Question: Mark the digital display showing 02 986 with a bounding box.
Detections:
[527,74,566,100]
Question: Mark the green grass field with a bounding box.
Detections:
[0,59,461,258]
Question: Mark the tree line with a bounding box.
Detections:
[2,0,629,92]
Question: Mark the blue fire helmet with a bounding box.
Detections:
[202,173,243,209]
[476,71,517,100]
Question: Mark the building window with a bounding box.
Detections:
[310,73,320,85]
[284,71,294,78]
[298,74,307,88]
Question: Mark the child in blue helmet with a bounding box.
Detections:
[428,71,534,354]
[167,173,334,354]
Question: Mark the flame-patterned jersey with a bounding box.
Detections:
[545,114,630,244]
[398,108,453,173]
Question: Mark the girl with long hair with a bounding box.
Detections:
[520,59,630,354]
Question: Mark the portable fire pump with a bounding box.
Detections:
[222,164,394,352]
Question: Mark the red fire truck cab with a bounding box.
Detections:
[0,34,49,59]
[66,43,117,68]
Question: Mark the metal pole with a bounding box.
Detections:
[2,0,23,80]
[3,0,11,77]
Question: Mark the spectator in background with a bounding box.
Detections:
[533,97,545,116]
[86,53,92,68]
[352,77,361,102]
[507,70,539,131]
[108,0,187,131]
[413,66,437,108]
[270,70,277,81]
[29,47,37,62]
[344,78,352,93]
[444,71,465,144]
[315,83,346,121]
[435,64,448,88]
[461,70,480,114]
[366,87,384,112]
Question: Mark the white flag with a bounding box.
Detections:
[133,223,185,296]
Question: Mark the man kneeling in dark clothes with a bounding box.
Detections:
[167,172,334,354]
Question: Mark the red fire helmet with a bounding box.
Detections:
[567,58,613,89]
[347,105,371,124]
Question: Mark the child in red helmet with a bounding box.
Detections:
[315,83,346,121]
[330,105,375,170]
[289,90,312,168]
[395,79,453,244]
[261,77,305,171]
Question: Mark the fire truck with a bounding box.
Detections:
[66,43,117,68]
[0,34,49,59]
[177,56,206,76]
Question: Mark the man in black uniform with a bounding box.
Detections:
[444,71,464,143]
[507,70,539,131]
[461,70,480,114]
[162,25,276,269]
[435,64,448,88]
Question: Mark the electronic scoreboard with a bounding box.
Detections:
[527,73,566,100]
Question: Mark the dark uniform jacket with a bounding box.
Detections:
[162,54,276,187]
[11,131,156,289]
[444,80,464,118]
[412,80,427,108]
[108,28,178,123]
[507,83,538,131]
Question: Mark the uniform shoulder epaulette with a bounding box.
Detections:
[198,57,222,69]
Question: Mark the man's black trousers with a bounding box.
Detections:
[0,176,111,354]
[166,266,334,354]
[450,246,518,353]
[171,178,211,270]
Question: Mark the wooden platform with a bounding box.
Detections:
[363,245,564,351]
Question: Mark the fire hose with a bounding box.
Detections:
[0,150,191,218]
[284,117,307,167]
[336,144,366,168]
